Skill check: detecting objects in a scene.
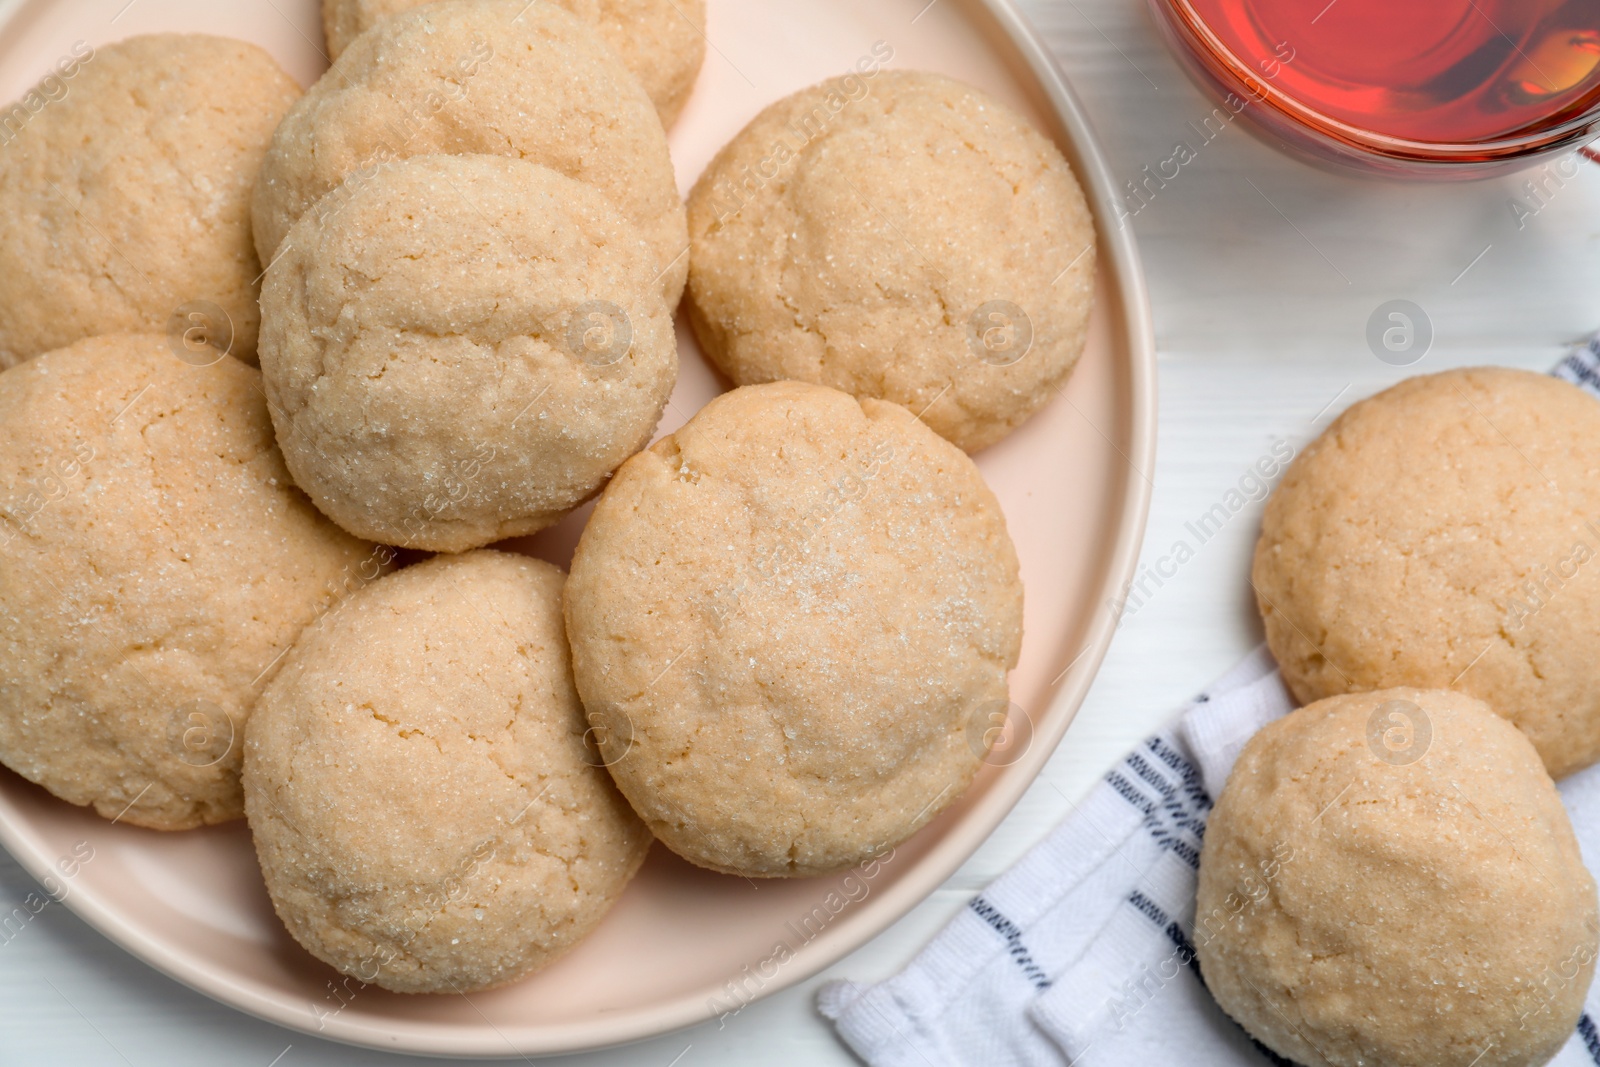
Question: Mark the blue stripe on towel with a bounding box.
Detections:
[1114,738,1210,870]
[969,896,1052,992]
[1578,1013,1600,1064]
[1147,736,1214,814]
[1105,771,1156,816]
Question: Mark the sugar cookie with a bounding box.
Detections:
[259,154,676,552]
[0,335,381,830]
[564,381,1023,877]
[686,70,1095,452]
[245,550,651,993]
[0,35,300,367]
[253,0,688,305]
[1254,367,1600,778]
[1198,687,1597,1067]
[321,0,706,126]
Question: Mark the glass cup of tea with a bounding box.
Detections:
[1147,0,1600,178]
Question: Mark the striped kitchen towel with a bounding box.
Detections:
[1558,331,1600,393]
[819,348,1600,1067]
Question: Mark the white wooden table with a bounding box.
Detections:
[4,0,1598,1063]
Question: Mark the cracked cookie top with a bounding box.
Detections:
[251,0,688,306]
[244,549,650,993]
[686,69,1095,453]
[0,334,380,829]
[564,381,1023,877]
[258,153,678,553]
[1198,687,1596,1067]
[1254,366,1600,779]
[321,0,706,128]
[0,34,300,368]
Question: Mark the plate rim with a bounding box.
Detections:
[0,0,1157,1056]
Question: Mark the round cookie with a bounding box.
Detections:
[1196,688,1598,1067]
[244,550,651,994]
[685,69,1096,453]
[254,0,688,306]
[321,0,706,127]
[259,154,677,552]
[564,381,1024,877]
[0,335,383,830]
[0,34,300,368]
[1253,367,1600,779]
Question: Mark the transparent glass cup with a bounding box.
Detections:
[1147,0,1600,179]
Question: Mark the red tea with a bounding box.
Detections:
[1160,0,1600,171]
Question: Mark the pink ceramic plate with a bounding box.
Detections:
[0,0,1155,1056]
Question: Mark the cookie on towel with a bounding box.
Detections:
[1253,366,1600,778]
[1197,687,1598,1067]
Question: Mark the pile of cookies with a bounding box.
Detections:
[1198,368,1600,1067]
[0,1,1097,994]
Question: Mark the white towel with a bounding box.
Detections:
[820,345,1600,1067]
